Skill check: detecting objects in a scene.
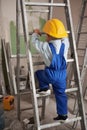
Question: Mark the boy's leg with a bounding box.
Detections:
[52,81,68,116]
[35,70,50,90]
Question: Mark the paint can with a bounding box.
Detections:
[3,95,14,111]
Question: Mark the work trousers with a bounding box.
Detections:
[36,69,67,115]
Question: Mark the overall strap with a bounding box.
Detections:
[49,43,65,55]
[49,43,56,54]
[59,43,65,56]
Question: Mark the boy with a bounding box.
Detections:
[31,18,69,121]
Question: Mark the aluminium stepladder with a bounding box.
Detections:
[16,0,87,129]
[75,0,87,98]
[68,0,87,128]
[67,0,87,114]
[16,0,53,122]
[71,0,87,113]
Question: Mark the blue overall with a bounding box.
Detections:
[36,43,67,115]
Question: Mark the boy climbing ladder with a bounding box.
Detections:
[31,18,69,121]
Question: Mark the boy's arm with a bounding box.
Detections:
[31,32,44,52]
[31,29,49,54]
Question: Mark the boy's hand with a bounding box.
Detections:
[33,29,41,36]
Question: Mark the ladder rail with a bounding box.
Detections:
[64,0,87,129]
[48,0,53,19]
[20,0,40,129]
[81,47,87,97]
[76,0,87,47]
[16,0,21,120]
[81,48,87,86]
[67,0,87,127]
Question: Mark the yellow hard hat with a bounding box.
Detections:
[43,19,68,38]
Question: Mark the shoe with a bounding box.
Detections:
[53,115,68,122]
[37,88,51,95]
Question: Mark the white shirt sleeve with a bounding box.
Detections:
[31,33,69,66]
[31,33,52,66]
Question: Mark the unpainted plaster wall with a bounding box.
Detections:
[0,0,82,43]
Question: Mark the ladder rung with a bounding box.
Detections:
[65,87,78,93]
[25,2,66,7]
[81,16,87,18]
[19,90,50,97]
[33,61,44,66]
[19,9,49,13]
[19,75,27,79]
[36,88,78,98]
[26,9,49,13]
[11,54,26,58]
[19,90,31,95]
[20,105,42,111]
[19,87,78,97]
[77,48,85,51]
[67,59,74,63]
[40,117,81,129]
[78,32,87,34]
[36,93,50,98]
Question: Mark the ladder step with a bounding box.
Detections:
[40,117,81,129]
[26,9,49,13]
[36,93,50,98]
[20,90,50,97]
[25,2,66,7]
[19,9,49,13]
[19,75,27,80]
[36,87,78,98]
[33,59,74,66]
[66,87,78,93]
[20,105,42,111]
[67,58,74,63]
[33,61,44,66]
[32,56,75,65]
[81,16,87,18]
[19,90,31,95]
[77,48,85,51]
[78,32,87,34]
[11,54,26,58]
